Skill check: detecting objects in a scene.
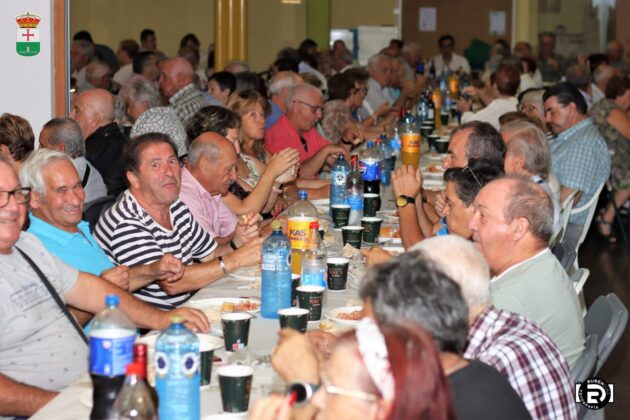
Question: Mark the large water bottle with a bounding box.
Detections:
[261,220,292,319]
[287,190,318,275]
[329,154,350,210]
[301,221,327,287]
[347,155,364,226]
[360,141,381,196]
[90,294,136,420]
[111,363,157,419]
[377,133,392,186]
[155,316,200,420]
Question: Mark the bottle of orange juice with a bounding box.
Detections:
[432,86,443,130]
[286,191,318,274]
[399,111,421,169]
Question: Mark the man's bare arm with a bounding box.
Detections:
[0,374,57,417]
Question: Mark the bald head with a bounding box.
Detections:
[286,83,324,132]
[159,57,195,99]
[70,89,115,138]
[188,132,237,195]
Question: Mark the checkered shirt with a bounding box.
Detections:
[549,118,610,225]
[169,83,209,125]
[464,306,577,420]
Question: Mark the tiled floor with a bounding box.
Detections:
[579,221,630,419]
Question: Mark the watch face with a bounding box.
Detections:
[396,196,408,207]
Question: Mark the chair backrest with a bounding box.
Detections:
[570,182,606,250]
[557,189,579,244]
[83,195,117,233]
[551,242,577,273]
[570,334,598,383]
[570,268,589,295]
[584,293,629,374]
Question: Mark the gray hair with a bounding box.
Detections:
[367,53,388,71]
[593,64,615,85]
[501,120,550,178]
[286,83,322,111]
[224,60,250,73]
[41,118,85,158]
[519,88,545,116]
[187,137,222,166]
[268,72,301,96]
[86,60,110,81]
[411,236,491,310]
[401,42,421,55]
[126,79,161,109]
[72,39,94,61]
[19,148,76,195]
[503,176,554,244]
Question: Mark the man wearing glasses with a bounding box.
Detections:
[428,34,471,76]
[265,83,346,178]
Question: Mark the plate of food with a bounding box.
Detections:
[421,164,445,179]
[228,266,262,282]
[425,151,447,161]
[326,306,365,326]
[311,198,330,208]
[80,389,93,408]
[188,297,261,314]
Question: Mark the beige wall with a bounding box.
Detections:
[331,0,396,28]
[537,0,585,35]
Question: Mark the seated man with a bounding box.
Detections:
[0,156,207,418]
[363,54,411,115]
[94,133,262,310]
[468,177,585,366]
[159,57,210,125]
[264,83,346,178]
[70,88,128,197]
[265,71,303,130]
[413,235,577,420]
[429,34,471,75]
[38,117,108,204]
[543,82,610,249]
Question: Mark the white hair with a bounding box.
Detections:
[411,235,491,310]
[268,72,301,96]
[126,79,161,109]
[286,83,322,111]
[593,64,615,86]
[19,148,76,196]
[367,53,388,70]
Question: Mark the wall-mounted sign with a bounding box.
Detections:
[15,12,40,57]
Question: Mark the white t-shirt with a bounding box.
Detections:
[429,53,471,75]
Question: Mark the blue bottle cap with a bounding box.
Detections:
[298,190,308,200]
[105,294,119,307]
[366,141,374,148]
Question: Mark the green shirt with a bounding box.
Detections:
[490,249,584,367]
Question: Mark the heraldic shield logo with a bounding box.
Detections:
[15,12,41,57]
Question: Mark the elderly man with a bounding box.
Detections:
[331,48,354,75]
[400,42,422,81]
[591,64,615,104]
[537,32,565,83]
[94,133,262,310]
[70,88,127,197]
[543,83,610,248]
[500,120,561,233]
[79,60,112,92]
[264,83,345,178]
[518,88,553,139]
[459,64,520,129]
[180,132,261,250]
[606,39,627,72]
[118,51,160,98]
[413,235,577,419]
[363,54,411,115]
[39,118,107,204]
[159,57,210,125]
[265,71,303,130]
[70,39,94,89]
[113,39,140,87]
[468,177,585,366]
[0,156,207,418]
[429,34,471,75]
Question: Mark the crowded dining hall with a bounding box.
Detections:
[2,0,630,419]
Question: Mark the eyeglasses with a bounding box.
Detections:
[294,100,323,114]
[464,165,482,187]
[0,188,31,207]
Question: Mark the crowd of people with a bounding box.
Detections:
[0,26,629,419]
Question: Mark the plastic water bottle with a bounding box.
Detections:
[301,221,327,287]
[347,154,364,226]
[329,154,350,211]
[360,141,381,196]
[90,294,136,420]
[287,190,318,275]
[155,316,200,420]
[377,133,392,186]
[261,220,292,319]
[111,362,157,419]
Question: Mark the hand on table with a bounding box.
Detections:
[100,265,130,290]
[392,165,421,198]
[360,247,394,268]
[162,307,209,333]
[272,329,320,384]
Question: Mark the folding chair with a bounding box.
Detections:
[570,334,598,383]
[551,242,577,273]
[552,189,579,246]
[584,293,629,374]
[568,182,606,270]
[605,181,629,246]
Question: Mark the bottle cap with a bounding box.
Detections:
[298,190,308,200]
[366,141,374,148]
[170,315,184,324]
[126,362,143,376]
[105,294,119,307]
[134,343,148,358]
[271,220,282,231]
[309,221,319,230]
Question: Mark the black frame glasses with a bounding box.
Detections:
[0,187,31,207]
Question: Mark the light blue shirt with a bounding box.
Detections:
[27,214,114,276]
[265,101,283,130]
[549,118,610,225]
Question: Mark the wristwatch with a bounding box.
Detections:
[287,382,320,407]
[396,195,416,208]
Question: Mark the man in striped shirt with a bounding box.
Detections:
[94,133,263,309]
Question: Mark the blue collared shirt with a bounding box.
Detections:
[265,101,283,130]
[549,118,610,225]
[27,214,114,276]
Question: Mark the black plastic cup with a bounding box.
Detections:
[326,257,350,291]
[420,125,433,138]
[363,193,381,217]
[297,285,325,321]
[440,112,450,126]
[427,134,440,151]
[291,274,301,307]
[197,334,217,386]
[341,226,364,249]
[218,365,254,413]
[221,312,252,352]
[435,139,449,154]
[361,217,383,244]
[278,307,310,332]
[331,204,351,228]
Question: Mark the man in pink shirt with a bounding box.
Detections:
[180,132,260,254]
[265,83,346,178]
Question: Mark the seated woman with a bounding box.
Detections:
[250,318,454,420]
[589,75,630,242]
[0,113,35,173]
